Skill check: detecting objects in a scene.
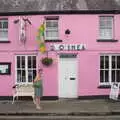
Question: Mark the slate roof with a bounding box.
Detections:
[0,0,120,15]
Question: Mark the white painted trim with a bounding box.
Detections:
[45,19,59,40]
[15,55,37,85]
[100,54,120,85]
[15,56,17,85]
[99,16,114,39]
[58,56,60,97]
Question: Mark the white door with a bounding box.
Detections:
[59,55,78,98]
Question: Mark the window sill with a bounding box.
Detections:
[45,39,62,42]
[98,85,111,89]
[0,41,11,43]
[97,39,118,42]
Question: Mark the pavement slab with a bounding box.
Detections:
[0,99,120,116]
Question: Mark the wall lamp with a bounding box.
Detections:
[65,29,71,35]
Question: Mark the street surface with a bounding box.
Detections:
[0,115,120,120]
[0,99,120,120]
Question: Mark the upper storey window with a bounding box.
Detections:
[45,17,59,41]
[99,16,113,40]
[0,18,8,41]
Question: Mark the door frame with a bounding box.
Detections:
[58,54,78,98]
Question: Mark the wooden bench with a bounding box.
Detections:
[12,84,34,104]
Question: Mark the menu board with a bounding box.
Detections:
[0,63,11,75]
[0,65,8,73]
[109,83,119,100]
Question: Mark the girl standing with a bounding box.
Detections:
[33,69,43,110]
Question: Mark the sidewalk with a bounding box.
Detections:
[0,99,120,116]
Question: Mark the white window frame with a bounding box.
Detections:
[100,54,120,85]
[45,19,58,40]
[0,18,8,41]
[15,55,36,84]
[99,16,114,39]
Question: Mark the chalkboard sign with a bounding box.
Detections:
[109,83,119,100]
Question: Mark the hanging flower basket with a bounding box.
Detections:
[41,57,53,66]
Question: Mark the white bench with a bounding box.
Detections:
[12,84,34,104]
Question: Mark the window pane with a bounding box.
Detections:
[105,56,109,69]
[100,29,105,39]
[3,21,8,29]
[104,29,112,38]
[33,56,36,68]
[0,31,8,39]
[100,70,104,82]
[116,70,120,82]
[100,17,112,27]
[46,20,58,39]
[100,20,105,27]
[22,70,26,82]
[106,20,112,28]
[46,21,52,28]
[28,56,32,68]
[99,16,113,39]
[0,19,8,41]
[52,31,58,37]
[112,56,115,69]
[0,22,2,28]
[17,70,21,83]
[105,70,109,82]
[46,30,58,38]
[17,56,20,68]
[100,29,112,39]
[46,31,52,38]
[117,56,120,69]
[28,70,33,82]
[33,70,36,80]
[22,56,25,68]
[46,21,58,28]
[112,70,115,82]
[100,56,104,69]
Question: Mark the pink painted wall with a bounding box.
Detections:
[0,14,120,97]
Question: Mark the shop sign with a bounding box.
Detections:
[50,44,86,51]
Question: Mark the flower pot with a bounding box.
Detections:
[41,57,53,66]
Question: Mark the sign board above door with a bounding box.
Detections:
[50,44,86,51]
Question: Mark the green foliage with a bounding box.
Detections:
[41,57,53,66]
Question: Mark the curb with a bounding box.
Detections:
[0,111,120,116]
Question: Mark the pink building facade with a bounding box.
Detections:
[0,13,119,100]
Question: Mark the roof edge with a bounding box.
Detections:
[0,10,120,16]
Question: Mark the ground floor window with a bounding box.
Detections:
[16,55,36,84]
[100,54,120,85]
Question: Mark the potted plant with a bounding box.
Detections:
[41,57,53,66]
